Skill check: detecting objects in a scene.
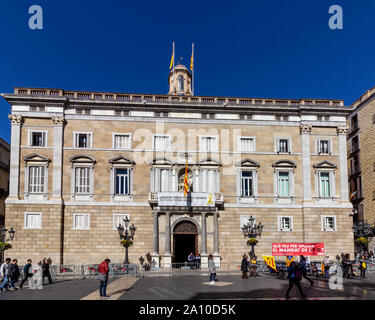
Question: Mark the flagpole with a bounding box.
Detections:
[173,41,176,94]
[192,43,194,96]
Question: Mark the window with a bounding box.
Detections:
[115,169,130,195]
[73,214,90,230]
[178,75,184,91]
[30,131,47,147]
[200,136,218,152]
[279,216,293,232]
[75,167,91,194]
[318,140,330,154]
[151,168,172,192]
[319,172,331,198]
[278,139,289,153]
[278,172,290,197]
[28,166,45,193]
[239,137,255,152]
[322,216,336,231]
[113,214,129,230]
[241,171,253,197]
[200,169,217,193]
[24,212,42,229]
[153,135,171,150]
[74,132,92,148]
[113,134,131,149]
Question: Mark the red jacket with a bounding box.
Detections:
[98,261,109,274]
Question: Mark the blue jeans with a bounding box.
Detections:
[99,281,107,296]
[210,273,216,282]
[0,276,10,290]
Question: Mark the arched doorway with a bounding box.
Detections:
[173,220,198,263]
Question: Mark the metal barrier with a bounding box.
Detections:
[171,262,201,270]
[51,265,85,280]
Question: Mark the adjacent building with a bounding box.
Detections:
[1,65,354,267]
[348,86,375,252]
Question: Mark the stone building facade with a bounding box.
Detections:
[0,137,10,226]
[347,86,375,252]
[1,65,354,267]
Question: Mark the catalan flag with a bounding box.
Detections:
[286,256,294,267]
[263,255,278,272]
[169,42,175,70]
[190,44,194,71]
[184,158,189,197]
[321,262,325,272]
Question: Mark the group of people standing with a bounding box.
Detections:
[0,257,53,292]
[187,252,201,268]
[241,254,257,279]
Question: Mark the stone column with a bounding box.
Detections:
[300,124,312,201]
[213,209,221,268]
[51,117,65,199]
[163,212,172,268]
[337,126,349,201]
[200,213,209,268]
[151,210,160,268]
[8,115,23,199]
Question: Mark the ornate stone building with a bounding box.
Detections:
[1,65,354,267]
[0,137,10,226]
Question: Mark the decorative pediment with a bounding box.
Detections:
[236,158,260,168]
[272,160,297,168]
[313,160,337,169]
[69,155,96,164]
[109,156,135,165]
[197,158,222,167]
[23,153,50,163]
[150,158,173,166]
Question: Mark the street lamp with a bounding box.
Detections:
[117,216,136,264]
[353,220,373,253]
[241,215,263,258]
[0,227,16,263]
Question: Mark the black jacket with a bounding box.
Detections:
[9,264,20,281]
[42,263,50,275]
[241,258,249,272]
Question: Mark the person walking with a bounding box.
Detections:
[249,256,257,278]
[299,256,313,286]
[19,259,33,289]
[285,261,306,300]
[241,254,249,279]
[323,256,330,279]
[98,258,111,297]
[42,258,52,284]
[359,255,367,279]
[0,258,11,292]
[208,254,217,285]
[9,259,20,290]
[342,253,352,278]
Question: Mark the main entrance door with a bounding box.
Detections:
[173,221,198,263]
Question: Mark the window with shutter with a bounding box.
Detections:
[25,212,42,229]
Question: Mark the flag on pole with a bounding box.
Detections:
[190,45,194,71]
[169,42,175,70]
[321,262,325,272]
[286,256,294,267]
[263,256,278,272]
[184,158,189,197]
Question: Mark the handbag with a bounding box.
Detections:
[97,272,106,281]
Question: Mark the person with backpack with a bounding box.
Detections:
[98,258,111,297]
[42,258,52,284]
[299,256,314,286]
[285,261,306,300]
[9,259,20,290]
[0,258,11,292]
[19,259,33,289]
[241,254,249,279]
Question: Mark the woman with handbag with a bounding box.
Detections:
[98,259,111,297]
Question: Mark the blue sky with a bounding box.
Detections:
[0,0,374,143]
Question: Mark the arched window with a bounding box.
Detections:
[178,75,184,91]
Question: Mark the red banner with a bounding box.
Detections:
[272,243,325,256]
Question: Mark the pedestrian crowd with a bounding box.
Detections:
[0,257,53,292]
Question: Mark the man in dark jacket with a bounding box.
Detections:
[241,254,249,279]
[9,259,20,290]
[299,256,314,286]
[285,262,306,300]
[20,259,33,289]
[42,258,52,284]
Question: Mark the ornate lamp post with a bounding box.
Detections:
[241,216,263,258]
[0,227,15,263]
[353,220,373,252]
[117,217,136,264]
